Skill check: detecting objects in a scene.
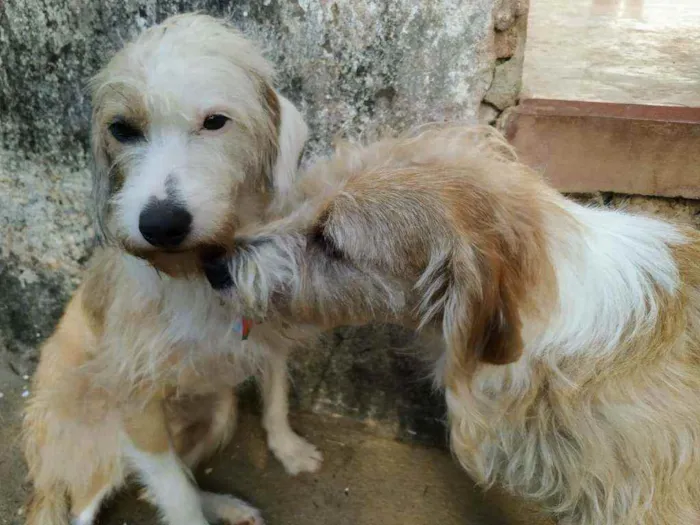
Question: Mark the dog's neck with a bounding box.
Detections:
[522,198,685,360]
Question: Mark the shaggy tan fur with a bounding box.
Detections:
[211,125,700,525]
[23,14,320,525]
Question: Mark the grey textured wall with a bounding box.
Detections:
[0,0,528,440]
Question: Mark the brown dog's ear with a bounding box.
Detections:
[441,249,524,377]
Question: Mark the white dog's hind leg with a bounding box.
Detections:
[261,352,323,475]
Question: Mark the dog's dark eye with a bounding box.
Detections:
[202,114,230,131]
[108,120,143,144]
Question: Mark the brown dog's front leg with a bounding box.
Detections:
[261,351,323,475]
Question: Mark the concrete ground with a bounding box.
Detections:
[523,0,700,106]
[0,365,554,525]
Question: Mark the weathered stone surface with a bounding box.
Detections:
[0,0,524,442]
[484,13,528,110]
[493,0,528,31]
[495,24,520,59]
[479,102,501,125]
[0,150,93,373]
[287,326,448,446]
[0,0,498,162]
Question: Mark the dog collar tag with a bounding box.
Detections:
[233,317,254,340]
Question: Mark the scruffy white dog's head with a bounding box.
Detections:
[90,13,307,275]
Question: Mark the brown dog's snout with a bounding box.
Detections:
[139,197,192,249]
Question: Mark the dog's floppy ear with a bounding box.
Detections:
[262,89,308,197]
[89,99,116,243]
[442,248,525,375]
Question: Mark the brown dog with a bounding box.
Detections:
[23,14,321,525]
[207,125,700,525]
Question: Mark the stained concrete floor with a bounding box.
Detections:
[0,362,554,525]
[522,0,700,106]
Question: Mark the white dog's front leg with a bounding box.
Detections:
[125,444,209,525]
[123,399,260,525]
[261,352,323,475]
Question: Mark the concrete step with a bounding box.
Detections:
[504,99,700,199]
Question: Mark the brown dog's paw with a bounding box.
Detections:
[229,518,263,525]
[268,431,323,476]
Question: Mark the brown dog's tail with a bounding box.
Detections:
[25,485,70,525]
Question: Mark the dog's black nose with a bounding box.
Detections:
[139,199,192,249]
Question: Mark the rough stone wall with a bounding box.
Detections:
[481,0,529,125]
[0,0,531,161]
[0,0,529,441]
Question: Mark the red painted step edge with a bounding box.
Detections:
[504,99,700,199]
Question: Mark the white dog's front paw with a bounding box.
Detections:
[201,492,264,525]
[268,431,323,475]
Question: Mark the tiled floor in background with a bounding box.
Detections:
[522,0,700,106]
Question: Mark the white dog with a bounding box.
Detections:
[23,14,320,525]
